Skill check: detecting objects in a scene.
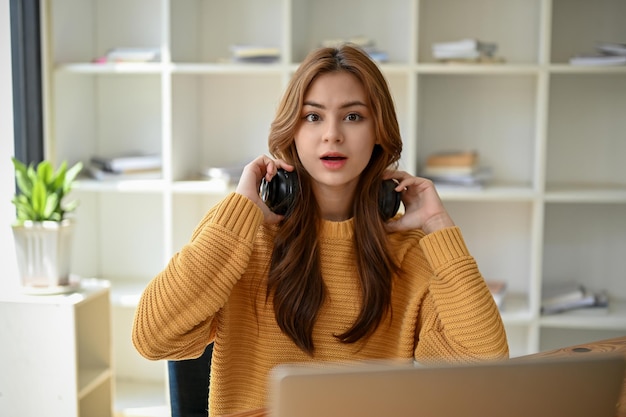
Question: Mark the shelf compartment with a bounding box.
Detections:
[69,192,165,282]
[170,0,284,64]
[444,201,535,295]
[418,0,543,64]
[545,184,626,203]
[550,0,626,64]
[546,73,626,190]
[50,0,163,64]
[171,73,283,180]
[539,299,626,331]
[52,72,162,169]
[417,74,538,186]
[291,0,413,64]
[542,203,626,301]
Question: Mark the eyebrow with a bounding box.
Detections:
[303,100,368,110]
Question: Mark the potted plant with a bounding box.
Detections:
[11,157,83,293]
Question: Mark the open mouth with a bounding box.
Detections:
[321,155,346,161]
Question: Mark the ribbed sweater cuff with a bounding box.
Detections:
[419,226,470,270]
[212,193,264,242]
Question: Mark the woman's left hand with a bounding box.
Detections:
[383,170,455,235]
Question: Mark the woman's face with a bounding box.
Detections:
[294,71,377,197]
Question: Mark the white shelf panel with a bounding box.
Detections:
[171,62,284,74]
[437,184,537,202]
[110,280,151,308]
[549,65,626,74]
[544,184,626,203]
[74,178,167,193]
[539,299,626,331]
[115,379,169,417]
[171,179,235,195]
[416,63,540,75]
[78,367,113,400]
[58,63,164,74]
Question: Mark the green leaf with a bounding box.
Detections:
[63,199,80,214]
[26,164,38,187]
[63,161,83,194]
[31,180,47,220]
[14,168,33,198]
[12,195,36,222]
[37,160,53,186]
[51,161,68,191]
[43,192,59,219]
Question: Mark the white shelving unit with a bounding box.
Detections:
[0,279,112,417]
[41,0,626,413]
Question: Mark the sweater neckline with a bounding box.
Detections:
[319,217,354,239]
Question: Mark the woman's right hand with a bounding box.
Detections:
[235,155,294,224]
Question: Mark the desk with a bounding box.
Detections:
[519,336,626,417]
[221,335,626,417]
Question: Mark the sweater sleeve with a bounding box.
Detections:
[414,226,509,363]
[132,193,264,361]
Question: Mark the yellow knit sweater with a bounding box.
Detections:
[132,192,508,416]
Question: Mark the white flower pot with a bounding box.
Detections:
[12,219,75,291]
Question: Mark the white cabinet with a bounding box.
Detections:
[0,279,112,417]
[41,0,626,412]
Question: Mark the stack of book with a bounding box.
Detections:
[420,150,491,189]
[541,282,609,315]
[200,163,245,185]
[88,153,162,180]
[93,47,161,64]
[569,41,626,66]
[320,36,389,62]
[431,38,502,63]
[230,45,280,63]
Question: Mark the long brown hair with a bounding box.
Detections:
[267,45,403,355]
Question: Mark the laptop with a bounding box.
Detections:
[269,354,625,417]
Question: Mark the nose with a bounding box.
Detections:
[322,119,343,143]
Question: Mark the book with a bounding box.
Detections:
[541,282,609,315]
[541,282,586,306]
[425,150,479,168]
[595,42,626,56]
[201,164,245,184]
[320,36,389,62]
[90,153,162,173]
[93,47,161,63]
[432,39,498,61]
[87,164,162,181]
[569,54,626,66]
[230,45,280,63]
[420,151,491,188]
[432,38,496,53]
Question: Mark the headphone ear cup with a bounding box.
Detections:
[379,179,401,221]
[260,169,299,215]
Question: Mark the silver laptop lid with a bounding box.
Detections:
[269,355,625,417]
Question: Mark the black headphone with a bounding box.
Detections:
[261,169,401,220]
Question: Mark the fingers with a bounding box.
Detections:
[384,169,435,194]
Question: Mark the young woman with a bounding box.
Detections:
[132,44,508,416]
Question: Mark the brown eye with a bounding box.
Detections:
[304,113,320,122]
[345,113,362,122]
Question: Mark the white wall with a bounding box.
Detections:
[0,1,19,289]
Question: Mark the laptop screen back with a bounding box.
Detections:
[269,355,625,417]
